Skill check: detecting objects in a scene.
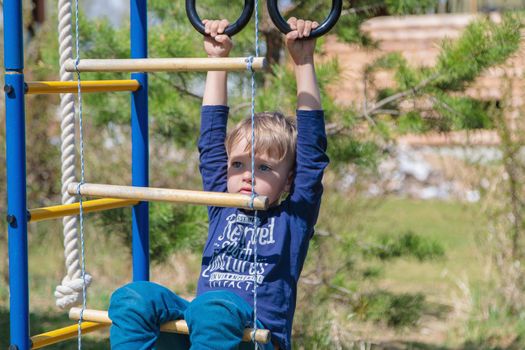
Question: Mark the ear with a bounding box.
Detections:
[283,170,294,192]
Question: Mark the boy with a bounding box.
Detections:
[109,17,328,350]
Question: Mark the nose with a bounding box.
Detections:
[242,169,254,183]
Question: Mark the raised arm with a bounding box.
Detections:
[202,19,232,106]
[286,18,329,228]
[199,20,233,198]
[285,17,321,111]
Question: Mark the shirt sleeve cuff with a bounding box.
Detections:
[202,105,229,113]
[296,109,324,117]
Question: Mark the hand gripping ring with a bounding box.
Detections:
[186,0,255,37]
[267,0,342,38]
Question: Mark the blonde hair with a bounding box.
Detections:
[226,112,297,163]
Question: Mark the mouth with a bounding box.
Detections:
[240,187,256,195]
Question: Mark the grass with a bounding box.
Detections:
[0,193,493,349]
[318,194,487,291]
[297,192,490,348]
[365,198,486,294]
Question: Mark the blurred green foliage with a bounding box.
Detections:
[356,291,426,327]
[364,231,445,261]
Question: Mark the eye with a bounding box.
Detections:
[231,161,243,169]
[259,164,271,172]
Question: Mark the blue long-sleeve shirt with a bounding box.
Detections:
[196,105,329,350]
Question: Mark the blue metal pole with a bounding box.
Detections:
[130,0,149,281]
[4,0,24,70]
[4,0,30,349]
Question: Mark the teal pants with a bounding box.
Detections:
[108,281,273,350]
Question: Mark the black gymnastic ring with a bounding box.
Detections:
[267,0,342,38]
[186,0,255,37]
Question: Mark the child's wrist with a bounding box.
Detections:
[294,61,316,75]
[293,56,314,66]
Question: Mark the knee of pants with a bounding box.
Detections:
[109,281,187,329]
[184,291,253,329]
[110,281,158,315]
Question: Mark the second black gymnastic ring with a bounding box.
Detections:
[186,0,255,37]
[267,0,342,38]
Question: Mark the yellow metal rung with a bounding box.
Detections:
[31,321,107,349]
[29,198,139,222]
[25,80,140,94]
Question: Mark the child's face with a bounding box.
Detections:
[227,137,294,206]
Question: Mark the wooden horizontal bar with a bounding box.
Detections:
[28,198,139,222]
[67,183,268,210]
[25,80,140,94]
[31,321,107,349]
[69,308,270,344]
[64,57,267,73]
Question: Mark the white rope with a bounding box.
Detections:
[54,0,92,310]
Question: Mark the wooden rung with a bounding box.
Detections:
[64,57,267,73]
[31,321,107,349]
[28,198,139,222]
[25,80,140,94]
[67,183,268,211]
[69,308,271,344]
